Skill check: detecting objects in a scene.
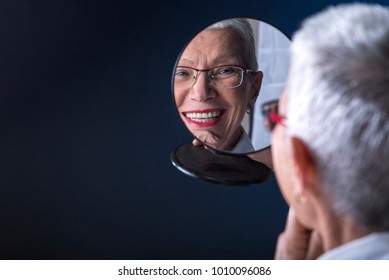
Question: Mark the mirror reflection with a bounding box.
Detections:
[173,18,290,154]
[261,99,280,132]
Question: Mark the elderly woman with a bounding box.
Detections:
[174,18,263,154]
[263,3,389,259]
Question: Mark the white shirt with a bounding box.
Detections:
[318,232,389,260]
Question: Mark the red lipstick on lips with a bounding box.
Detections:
[182,109,225,127]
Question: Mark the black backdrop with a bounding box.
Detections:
[0,0,387,259]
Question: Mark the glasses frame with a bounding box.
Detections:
[269,112,287,127]
[261,100,287,131]
[175,64,254,89]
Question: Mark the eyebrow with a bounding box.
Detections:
[179,53,242,67]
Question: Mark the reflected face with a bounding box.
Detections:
[174,28,262,151]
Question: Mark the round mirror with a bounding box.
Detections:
[173,18,290,154]
[171,18,290,185]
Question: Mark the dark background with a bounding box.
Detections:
[0,0,387,259]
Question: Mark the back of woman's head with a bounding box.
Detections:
[287,3,389,231]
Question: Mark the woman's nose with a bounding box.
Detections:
[189,71,217,102]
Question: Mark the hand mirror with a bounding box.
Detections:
[171,17,290,185]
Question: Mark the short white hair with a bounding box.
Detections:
[287,3,389,230]
[206,18,258,71]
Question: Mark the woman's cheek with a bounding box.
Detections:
[225,107,241,135]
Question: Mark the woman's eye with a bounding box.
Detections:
[215,67,235,75]
[175,69,190,78]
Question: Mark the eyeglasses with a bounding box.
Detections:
[261,100,287,132]
[174,65,254,89]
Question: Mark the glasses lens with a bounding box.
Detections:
[174,67,196,88]
[210,66,243,88]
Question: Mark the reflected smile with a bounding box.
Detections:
[182,109,225,127]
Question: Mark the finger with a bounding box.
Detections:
[192,139,211,151]
[306,230,324,259]
[284,208,312,241]
[275,208,312,259]
[192,139,203,146]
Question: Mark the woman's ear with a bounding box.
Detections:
[249,71,263,105]
[287,136,317,196]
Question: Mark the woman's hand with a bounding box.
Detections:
[275,208,323,259]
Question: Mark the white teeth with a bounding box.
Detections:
[186,111,220,119]
[185,111,221,122]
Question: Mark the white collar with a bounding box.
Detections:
[318,232,389,260]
